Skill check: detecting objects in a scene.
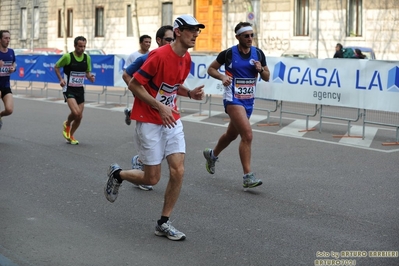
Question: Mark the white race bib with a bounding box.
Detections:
[155,83,178,107]
[234,78,256,99]
[68,71,85,87]
[0,62,12,77]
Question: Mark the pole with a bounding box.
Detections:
[133,0,140,37]
[63,0,67,53]
[253,0,260,47]
[31,1,34,51]
[316,0,319,58]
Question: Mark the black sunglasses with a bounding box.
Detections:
[241,33,254,38]
[163,37,174,42]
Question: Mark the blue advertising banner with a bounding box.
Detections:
[90,55,115,86]
[11,54,115,86]
[11,54,399,112]
[11,55,61,82]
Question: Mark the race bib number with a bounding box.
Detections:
[0,61,12,77]
[155,83,178,107]
[234,78,256,99]
[68,71,85,87]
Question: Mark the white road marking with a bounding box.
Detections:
[277,119,319,137]
[338,125,378,147]
[182,111,224,123]
[14,96,399,153]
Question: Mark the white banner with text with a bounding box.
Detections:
[186,55,399,113]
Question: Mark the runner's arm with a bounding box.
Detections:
[128,77,178,128]
[208,60,232,87]
[122,70,131,86]
[178,84,204,100]
[55,54,69,87]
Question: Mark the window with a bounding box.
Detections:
[95,7,104,37]
[161,2,173,26]
[127,5,133,37]
[33,6,40,39]
[58,8,73,38]
[20,8,27,40]
[294,0,309,36]
[347,0,362,36]
[67,9,73,37]
[58,9,63,37]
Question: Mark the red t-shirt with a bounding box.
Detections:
[131,45,191,125]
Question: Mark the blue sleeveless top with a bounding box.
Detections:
[0,48,15,88]
[223,45,259,112]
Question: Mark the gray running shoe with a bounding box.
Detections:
[137,184,153,191]
[243,172,263,188]
[131,155,144,171]
[124,108,131,126]
[131,155,153,191]
[203,148,217,174]
[104,163,122,202]
[155,221,186,241]
[0,117,2,130]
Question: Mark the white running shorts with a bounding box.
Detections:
[134,119,186,165]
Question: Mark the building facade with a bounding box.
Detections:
[1,0,398,59]
[1,0,49,50]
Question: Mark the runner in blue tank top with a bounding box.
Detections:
[203,22,270,189]
[0,30,16,130]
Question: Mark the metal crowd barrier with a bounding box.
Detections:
[207,94,279,124]
[319,105,362,137]
[13,80,47,97]
[279,101,318,131]
[104,86,127,105]
[179,94,210,116]
[362,109,399,145]
[10,80,399,146]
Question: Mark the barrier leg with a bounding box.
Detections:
[319,105,323,133]
[192,102,207,117]
[298,115,316,132]
[333,121,362,138]
[382,127,399,146]
[257,111,279,127]
[256,100,280,127]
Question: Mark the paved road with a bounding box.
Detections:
[0,97,398,266]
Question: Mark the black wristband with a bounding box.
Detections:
[187,90,192,99]
[258,67,264,74]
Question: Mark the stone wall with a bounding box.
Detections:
[0,0,398,59]
[0,0,48,49]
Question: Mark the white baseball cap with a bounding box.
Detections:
[173,15,205,31]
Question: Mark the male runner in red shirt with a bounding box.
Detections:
[104,15,205,241]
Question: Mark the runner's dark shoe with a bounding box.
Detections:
[104,163,122,202]
[203,148,218,174]
[124,108,131,126]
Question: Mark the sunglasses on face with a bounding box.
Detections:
[241,33,254,38]
[163,37,174,42]
[180,27,201,34]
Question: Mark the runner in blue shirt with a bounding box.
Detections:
[203,22,270,189]
[0,30,16,130]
